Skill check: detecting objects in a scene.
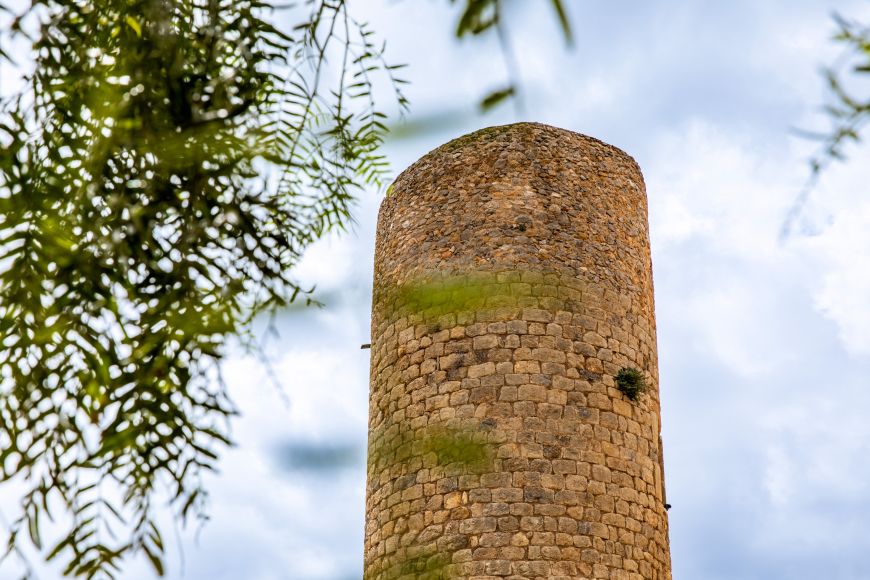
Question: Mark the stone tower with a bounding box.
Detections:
[365,123,671,579]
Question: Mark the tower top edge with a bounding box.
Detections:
[390,122,641,190]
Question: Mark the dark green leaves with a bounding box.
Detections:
[451,0,573,113]
[0,0,405,577]
[615,367,647,402]
[550,0,573,45]
[480,85,515,111]
[454,0,498,37]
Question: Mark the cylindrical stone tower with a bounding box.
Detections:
[365,123,670,579]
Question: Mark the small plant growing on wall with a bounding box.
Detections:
[615,367,646,401]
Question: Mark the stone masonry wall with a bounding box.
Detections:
[365,123,671,579]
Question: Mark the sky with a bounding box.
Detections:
[4,0,870,579]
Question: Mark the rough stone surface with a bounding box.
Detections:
[365,123,671,579]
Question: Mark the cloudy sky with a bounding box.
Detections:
[5,0,870,578]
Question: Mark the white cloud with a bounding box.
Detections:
[813,249,870,355]
[647,119,800,259]
[798,188,870,355]
[763,445,796,505]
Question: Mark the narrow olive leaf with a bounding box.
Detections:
[455,0,498,37]
[125,15,141,37]
[142,543,164,577]
[45,536,73,562]
[26,514,40,550]
[550,0,573,45]
[479,85,515,111]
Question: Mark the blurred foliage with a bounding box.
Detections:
[815,13,870,174]
[393,274,508,321]
[390,552,451,580]
[450,0,572,113]
[418,425,494,472]
[452,0,570,41]
[369,423,495,477]
[386,109,473,141]
[389,270,577,330]
[367,423,494,580]
[0,0,405,576]
[787,12,870,235]
[479,85,515,112]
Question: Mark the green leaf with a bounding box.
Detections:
[27,512,42,549]
[550,0,573,45]
[125,15,142,37]
[46,535,73,562]
[455,0,498,37]
[142,543,164,577]
[479,85,515,111]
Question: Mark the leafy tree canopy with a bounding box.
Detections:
[0,0,405,576]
